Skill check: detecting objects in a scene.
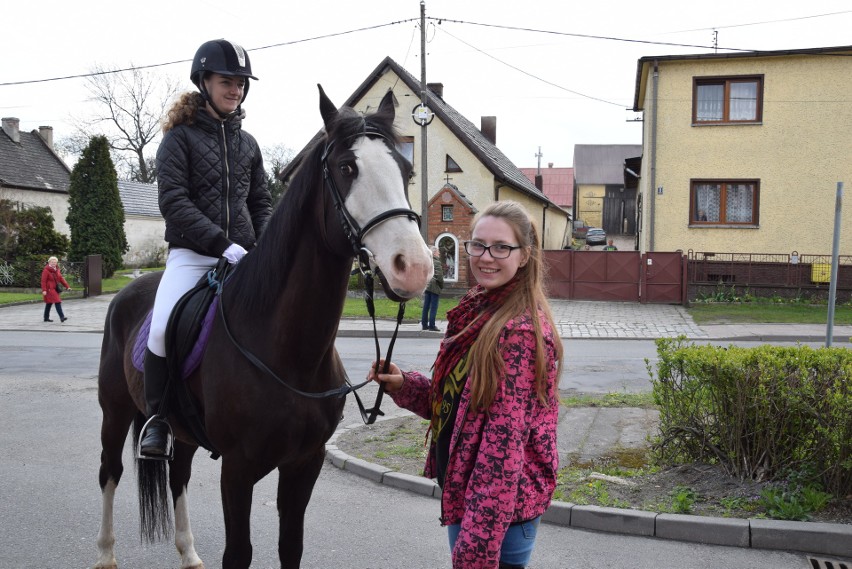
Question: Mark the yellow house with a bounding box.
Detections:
[632,45,852,255]
[282,57,569,287]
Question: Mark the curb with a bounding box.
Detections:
[325,422,852,559]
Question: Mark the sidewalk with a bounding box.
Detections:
[2,294,850,558]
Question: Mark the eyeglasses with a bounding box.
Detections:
[463,240,522,259]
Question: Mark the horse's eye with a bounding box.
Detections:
[339,163,356,177]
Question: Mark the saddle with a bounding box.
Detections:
[134,259,230,459]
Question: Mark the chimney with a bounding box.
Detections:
[480,116,496,145]
[548,162,554,168]
[427,82,444,99]
[534,175,543,191]
[38,126,54,150]
[2,117,20,143]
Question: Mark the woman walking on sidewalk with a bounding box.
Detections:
[367,201,563,569]
[41,256,71,322]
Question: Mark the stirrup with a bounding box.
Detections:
[136,415,175,461]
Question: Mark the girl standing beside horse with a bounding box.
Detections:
[367,200,564,569]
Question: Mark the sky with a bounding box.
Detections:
[3,0,852,170]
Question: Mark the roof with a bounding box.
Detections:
[0,126,71,192]
[632,44,852,111]
[519,166,573,207]
[117,180,160,217]
[573,145,643,186]
[279,57,559,210]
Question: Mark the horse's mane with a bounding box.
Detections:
[225,102,400,314]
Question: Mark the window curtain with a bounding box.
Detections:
[696,84,724,121]
[726,184,754,222]
[695,183,721,221]
[729,82,757,120]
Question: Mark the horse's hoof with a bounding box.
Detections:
[185,564,204,569]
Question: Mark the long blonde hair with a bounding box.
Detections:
[466,201,563,409]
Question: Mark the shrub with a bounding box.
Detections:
[650,337,852,497]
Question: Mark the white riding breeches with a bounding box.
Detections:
[147,247,218,357]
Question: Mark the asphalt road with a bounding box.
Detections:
[0,331,812,568]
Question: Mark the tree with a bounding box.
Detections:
[0,199,69,261]
[69,65,182,183]
[264,144,295,205]
[67,136,128,277]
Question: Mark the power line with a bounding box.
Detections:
[434,25,625,107]
[664,9,852,34]
[0,19,419,88]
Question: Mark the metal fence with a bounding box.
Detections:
[687,250,852,302]
[0,259,86,290]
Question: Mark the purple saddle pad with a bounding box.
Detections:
[131,297,219,378]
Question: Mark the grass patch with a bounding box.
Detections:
[561,391,656,409]
[342,296,459,321]
[686,302,852,325]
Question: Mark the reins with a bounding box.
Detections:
[212,125,421,425]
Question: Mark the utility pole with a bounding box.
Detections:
[419,0,429,242]
[535,146,543,175]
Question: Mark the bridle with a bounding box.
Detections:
[215,124,421,424]
[320,125,421,424]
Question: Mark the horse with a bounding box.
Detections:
[93,86,433,569]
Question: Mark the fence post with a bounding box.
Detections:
[85,255,102,298]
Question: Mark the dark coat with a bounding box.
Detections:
[156,110,272,257]
[41,264,70,304]
[426,256,444,295]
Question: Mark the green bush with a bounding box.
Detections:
[650,337,852,498]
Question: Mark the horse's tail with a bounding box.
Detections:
[132,413,172,542]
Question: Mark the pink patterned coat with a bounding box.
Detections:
[390,308,560,569]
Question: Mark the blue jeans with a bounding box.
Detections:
[421,290,440,328]
[447,516,541,567]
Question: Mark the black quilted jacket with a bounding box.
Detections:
[156,109,272,257]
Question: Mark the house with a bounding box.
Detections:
[280,57,570,288]
[519,163,574,217]
[117,180,166,267]
[632,45,852,255]
[0,118,72,235]
[572,144,642,236]
[0,117,165,265]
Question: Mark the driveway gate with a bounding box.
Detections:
[543,250,684,304]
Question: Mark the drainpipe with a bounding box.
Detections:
[649,61,659,252]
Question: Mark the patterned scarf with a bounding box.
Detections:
[430,277,520,409]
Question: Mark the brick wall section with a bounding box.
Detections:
[427,186,477,289]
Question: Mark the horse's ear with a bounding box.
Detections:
[378,89,396,121]
[318,84,338,129]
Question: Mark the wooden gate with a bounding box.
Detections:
[543,250,684,304]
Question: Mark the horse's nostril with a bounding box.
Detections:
[393,254,407,273]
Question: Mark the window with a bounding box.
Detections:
[446,154,462,173]
[397,136,414,165]
[693,76,763,124]
[691,180,759,225]
[441,205,454,221]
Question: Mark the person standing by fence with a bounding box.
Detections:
[41,256,71,323]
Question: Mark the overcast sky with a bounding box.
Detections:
[3,0,851,169]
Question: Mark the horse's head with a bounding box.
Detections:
[318,85,432,301]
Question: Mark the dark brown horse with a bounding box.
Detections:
[93,87,433,569]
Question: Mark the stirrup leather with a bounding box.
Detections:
[136,415,175,461]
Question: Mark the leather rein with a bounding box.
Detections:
[214,127,421,425]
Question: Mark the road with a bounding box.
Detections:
[0,331,812,568]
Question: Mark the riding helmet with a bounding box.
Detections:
[190,39,258,103]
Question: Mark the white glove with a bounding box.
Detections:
[223,243,248,264]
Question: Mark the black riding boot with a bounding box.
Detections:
[139,349,171,458]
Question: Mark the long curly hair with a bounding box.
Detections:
[162,92,205,133]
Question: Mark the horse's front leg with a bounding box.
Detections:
[277,449,326,569]
[220,456,257,569]
[169,441,203,569]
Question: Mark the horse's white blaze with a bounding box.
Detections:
[174,489,203,569]
[94,480,117,569]
[347,137,432,298]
